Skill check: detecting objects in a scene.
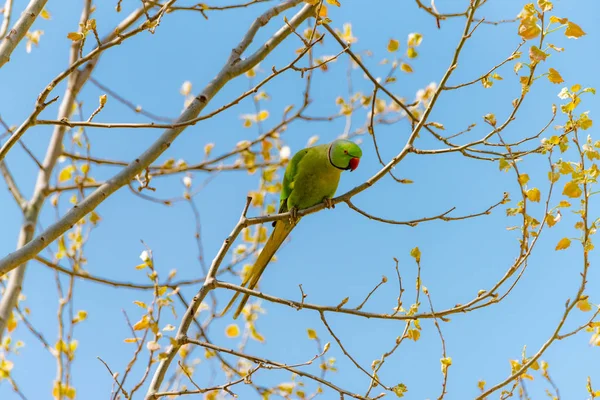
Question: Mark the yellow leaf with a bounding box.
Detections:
[529,46,548,62]
[67,32,84,42]
[73,310,87,323]
[387,39,399,52]
[133,301,147,309]
[537,0,553,12]
[257,110,269,121]
[245,67,257,78]
[204,143,214,156]
[99,94,107,106]
[545,213,559,227]
[518,18,541,40]
[392,383,408,397]
[249,324,265,343]
[481,75,494,89]
[410,247,421,263]
[547,68,564,84]
[406,47,418,59]
[577,298,592,312]
[520,76,531,87]
[555,237,571,250]
[326,0,340,5]
[530,360,540,370]
[124,338,138,343]
[517,3,537,19]
[406,329,420,341]
[510,359,522,373]
[58,165,76,182]
[204,391,219,400]
[565,21,586,39]
[65,386,76,400]
[407,32,423,47]
[548,171,560,183]
[317,3,328,17]
[307,328,318,340]
[86,18,97,31]
[580,113,593,130]
[518,174,530,185]
[6,313,17,332]
[133,316,150,331]
[40,9,51,20]
[339,23,357,44]
[559,161,574,175]
[484,113,497,126]
[514,62,523,74]
[440,356,452,373]
[478,380,486,390]
[526,188,541,202]
[400,63,413,73]
[571,84,582,92]
[563,181,582,198]
[549,16,568,24]
[225,324,240,338]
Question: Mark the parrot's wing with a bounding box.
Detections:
[279,147,309,213]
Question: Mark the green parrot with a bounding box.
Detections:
[223,139,363,319]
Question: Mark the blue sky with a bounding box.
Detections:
[1,0,599,399]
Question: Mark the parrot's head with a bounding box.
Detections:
[329,139,362,172]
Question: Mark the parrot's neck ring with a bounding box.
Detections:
[328,143,348,171]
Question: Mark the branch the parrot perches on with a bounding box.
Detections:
[222,139,363,319]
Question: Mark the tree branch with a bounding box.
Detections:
[0,160,25,208]
[182,338,369,400]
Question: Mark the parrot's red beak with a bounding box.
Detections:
[348,157,360,171]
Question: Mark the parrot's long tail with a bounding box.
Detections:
[222,219,296,319]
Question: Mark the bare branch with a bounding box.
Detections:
[0,160,25,208]
[182,338,369,400]
[88,76,174,122]
[346,193,506,227]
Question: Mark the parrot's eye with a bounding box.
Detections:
[343,150,348,154]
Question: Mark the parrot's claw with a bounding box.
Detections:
[323,197,335,209]
[289,207,299,224]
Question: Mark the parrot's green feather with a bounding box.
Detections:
[279,147,309,213]
[223,140,362,319]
